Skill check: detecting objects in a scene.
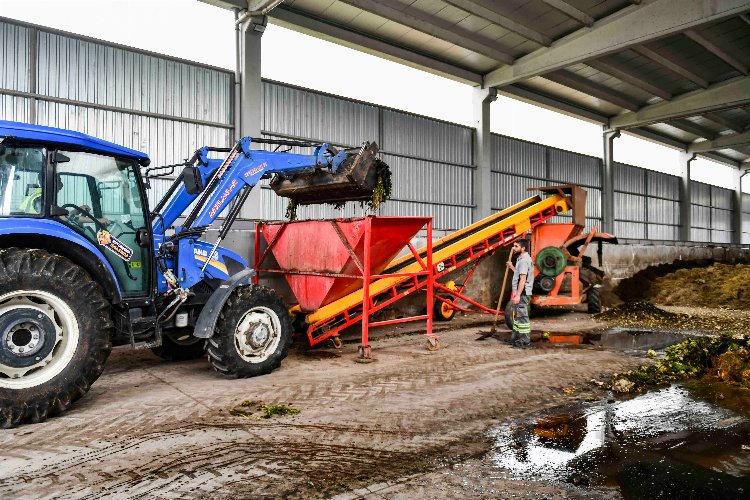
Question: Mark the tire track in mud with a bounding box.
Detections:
[0,332,642,499]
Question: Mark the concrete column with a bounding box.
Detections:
[601,128,620,234]
[472,87,497,221]
[678,151,696,242]
[238,13,267,219]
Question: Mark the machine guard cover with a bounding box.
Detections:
[193,268,255,339]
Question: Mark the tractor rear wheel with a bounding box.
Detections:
[0,248,112,428]
[587,286,602,314]
[207,285,292,378]
[150,330,206,361]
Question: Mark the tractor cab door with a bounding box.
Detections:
[53,151,151,298]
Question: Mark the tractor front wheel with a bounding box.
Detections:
[207,285,292,378]
[0,248,112,428]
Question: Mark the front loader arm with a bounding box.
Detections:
[162,137,345,291]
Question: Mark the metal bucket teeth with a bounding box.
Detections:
[270,142,384,205]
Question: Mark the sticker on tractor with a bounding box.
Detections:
[97,229,134,262]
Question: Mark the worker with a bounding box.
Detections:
[506,239,534,349]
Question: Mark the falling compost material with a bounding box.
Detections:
[285,158,392,221]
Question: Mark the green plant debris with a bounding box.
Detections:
[260,404,301,418]
[609,334,750,393]
[229,401,301,419]
[595,301,750,336]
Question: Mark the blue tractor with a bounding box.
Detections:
[0,120,385,427]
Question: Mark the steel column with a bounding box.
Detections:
[239,13,267,219]
[733,168,745,245]
[679,151,697,242]
[472,87,497,222]
[601,128,620,233]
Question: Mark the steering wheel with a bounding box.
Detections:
[60,203,108,232]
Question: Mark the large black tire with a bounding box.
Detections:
[150,330,206,361]
[433,294,455,321]
[587,286,602,314]
[504,300,515,331]
[207,285,292,378]
[0,248,112,428]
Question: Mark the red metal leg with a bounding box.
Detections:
[425,219,438,351]
[253,221,262,285]
[360,216,372,359]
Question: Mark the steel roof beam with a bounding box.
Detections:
[609,76,750,129]
[545,70,643,111]
[338,0,514,64]
[444,0,552,46]
[270,6,482,85]
[704,112,747,133]
[499,85,609,123]
[541,0,595,27]
[587,59,672,101]
[670,119,718,139]
[688,129,750,153]
[484,0,750,88]
[632,46,710,89]
[198,0,282,12]
[684,30,750,75]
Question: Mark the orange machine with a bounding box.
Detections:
[524,186,617,314]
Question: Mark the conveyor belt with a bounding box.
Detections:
[305,192,568,327]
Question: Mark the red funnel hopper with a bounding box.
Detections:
[260,216,430,312]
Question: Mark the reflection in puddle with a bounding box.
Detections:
[490,385,750,494]
[594,328,687,351]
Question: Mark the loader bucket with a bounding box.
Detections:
[269,142,385,205]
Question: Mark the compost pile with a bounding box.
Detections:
[595,301,750,336]
[643,263,750,309]
[609,334,750,393]
[285,158,392,221]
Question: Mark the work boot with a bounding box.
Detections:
[512,341,531,349]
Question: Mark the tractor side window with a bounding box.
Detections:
[56,151,150,298]
[0,146,46,216]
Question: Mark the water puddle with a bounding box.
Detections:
[593,327,688,351]
[489,384,750,496]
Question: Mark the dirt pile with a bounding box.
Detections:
[644,263,750,309]
[610,334,750,393]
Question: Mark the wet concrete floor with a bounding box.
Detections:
[489,381,750,498]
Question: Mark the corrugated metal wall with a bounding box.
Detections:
[0,17,234,199]
[690,181,735,244]
[613,162,681,241]
[490,135,602,230]
[0,17,747,245]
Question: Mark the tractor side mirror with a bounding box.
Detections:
[182,166,203,195]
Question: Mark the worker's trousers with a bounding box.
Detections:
[511,293,531,346]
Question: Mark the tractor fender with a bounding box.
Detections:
[0,218,122,301]
[193,268,256,339]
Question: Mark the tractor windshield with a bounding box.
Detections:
[0,145,46,216]
[55,151,150,298]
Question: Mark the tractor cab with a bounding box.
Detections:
[0,122,153,299]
